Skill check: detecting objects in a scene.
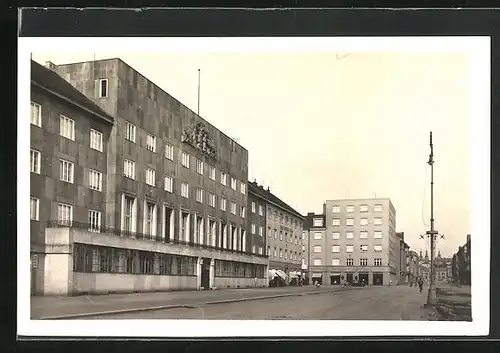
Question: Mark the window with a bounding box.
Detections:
[181,182,189,198]
[220,172,227,185]
[346,218,354,226]
[374,245,383,252]
[360,245,368,252]
[360,231,368,239]
[59,115,75,140]
[146,134,156,152]
[196,159,203,174]
[332,245,340,253]
[145,202,157,236]
[145,168,156,186]
[374,258,383,266]
[181,152,190,168]
[279,231,283,240]
[209,166,216,180]
[57,203,73,224]
[314,246,322,253]
[274,229,278,239]
[99,79,108,98]
[220,197,227,211]
[274,248,277,257]
[360,258,368,266]
[90,129,103,152]
[89,169,103,191]
[346,245,354,253]
[347,259,354,266]
[125,122,136,142]
[251,202,256,213]
[302,245,305,251]
[30,197,39,221]
[302,232,306,240]
[258,246,263,255]
[280,249,283,258]
[231,177,237,190]
[251,223,256,234]
[165,143,174,160]
[332,218,340,226]
[88,210,101,232]
[313,259,322,266]
[332,205,340,213]
[30,102,41,127]
[285,250,288,259]
[240,206,246,218]
[360,204,369,212]
[241,183,246,194]
[374,204,383,212]
[314,232,322,240]
[59,159,74,183]
[332,259,340,266]
[332,232,340,239]
[30,149,41,174]
[346,231,354,239]
[230,202,237,215]
[196,188,203,203]
[374,217,382,225]
[259,205,264,216]
[164,176,173,192]
[374,231,383,239]
[124,159,135,179]
[123,196,135,232]
[346,205,354,213]
[360,218,368,226]
[208,193,216,207]
[313,218,323,227]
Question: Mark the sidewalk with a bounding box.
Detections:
[30,285,347,319]
[434,284,472,321]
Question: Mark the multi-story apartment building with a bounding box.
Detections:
[397,232,410,284]
[316,198,399,285]
[247,183,267,257]
[303,212,327,284]
[248,182,304,278]
[32,58,268,295]
[30,60,116,295]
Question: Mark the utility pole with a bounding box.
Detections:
[426,131,438,305]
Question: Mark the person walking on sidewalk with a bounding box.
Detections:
[417,277,424,293]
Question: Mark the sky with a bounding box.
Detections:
[32,51,471,257]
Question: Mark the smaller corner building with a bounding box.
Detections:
[247,182,305,279]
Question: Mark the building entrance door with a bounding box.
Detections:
[312,275,323,285]
[346,273,354,283]
[330,274,341,285]
[201,258,211,290]
[359,273,369,285]
[373,272,384,286]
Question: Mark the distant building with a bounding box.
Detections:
[303,212,327,284]
[306,198,399,285]
[397,232,410,284]
[248,182,305,282]
[31,58,268,295]
[452,234,471,285]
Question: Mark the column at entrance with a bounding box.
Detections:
[209,258,215,290]
[196,257,202,290]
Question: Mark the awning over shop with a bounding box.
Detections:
[312,273,323,278]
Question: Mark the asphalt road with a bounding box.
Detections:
[87,285,429,320]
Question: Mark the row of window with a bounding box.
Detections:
[331,204,384,213]
[331,217,383,226]
[312,230,384,240]
[125,121,246,193]
[267,207,302,230]
[73,243,197,276]
[250,201,265,217]
[313,244,384,254]
[31,102,105,152]
[214,260,266,278]
[312,258,384,266]
[267,246,301,261]
[267,228,301,245]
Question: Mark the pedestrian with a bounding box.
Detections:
[417,277,424,293]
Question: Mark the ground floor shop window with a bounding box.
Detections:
[214,260,265,278]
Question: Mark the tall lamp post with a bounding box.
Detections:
[426,131,438,305]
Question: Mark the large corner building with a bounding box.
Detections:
[30,58,268,296]
[304,198,399,285]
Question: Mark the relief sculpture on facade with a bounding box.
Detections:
[182,122,217,159]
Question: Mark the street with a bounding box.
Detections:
[84,285,429,320]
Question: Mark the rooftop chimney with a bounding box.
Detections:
[45,61,56,71]
[267,186,270,192]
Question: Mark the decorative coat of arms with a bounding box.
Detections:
[181,122,217,159]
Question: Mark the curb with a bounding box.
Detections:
[35,289,343,320]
